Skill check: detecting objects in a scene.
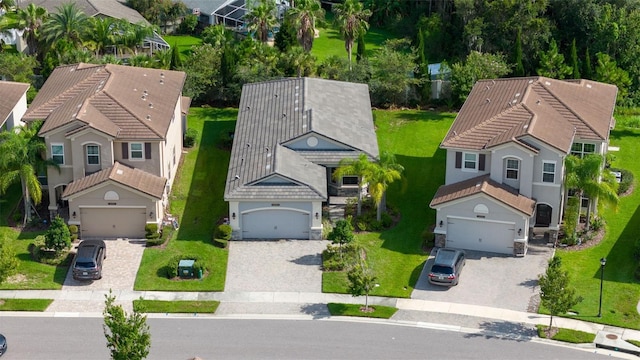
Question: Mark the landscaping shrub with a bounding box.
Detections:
[44,216,71,254]
[166,254,208,279]
[321,219,333,239]
[589,216,604,232]
[381,212,392,228]
[613,168,634,195]
[322,243,359,271]
[146,226,172,247]
[68,224,79,241]
[184,127,199,148]
[30,235,71,265]
[215,224,232,241]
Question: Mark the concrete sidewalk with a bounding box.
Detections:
[1,288,639,348]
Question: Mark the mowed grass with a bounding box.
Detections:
[327,302,397,319]
[536,325,596,343]
[133,299,219,313]
[0,298,53,311]
[164,35,203,58]
[323,110,455,297]
[134,107,237,291]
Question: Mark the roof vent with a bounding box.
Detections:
[485,85,490,90]
[246,143,251,147]
[586,84,592,88]
[116,169,124,175]
[146,115,151,120]
[282,113,286,118]
[160,72,165,78]
[265,147,269,152]
[536,99,541,105]
[274,94,278,98]
[148,103,153,108]
[453,131,457,136]
[234,175,240,180]
[545,81,551,86]
[528,79,534,84]
[486,98,490,103]
[491,80,496,85]
[246,106,250,110]
[515,92,520,97]
[143,90,148,95]
[160,79,164,85]
[141,95,146,100]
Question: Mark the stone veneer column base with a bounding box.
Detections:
[309,228,322,240]
[434,233,446,248]
[513,240,527,256]
[231,230,241,240]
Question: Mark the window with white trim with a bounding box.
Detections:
[86,145,100,165]
[130,143,143,160]
[570,142,596,158]
[542,161,556,183]
[51,144,64,164]
[463,152,477,170]
[505,158,519,179]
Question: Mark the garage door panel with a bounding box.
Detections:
[242,210,309,239]
[447,218,514,254]
[81,208,146,239]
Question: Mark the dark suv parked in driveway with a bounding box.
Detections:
[428,248,465,286]
[72,240,106,281]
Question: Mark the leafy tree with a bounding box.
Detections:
[169,43,181,70]
[44,216,71,253]
[513,28,525,77]
[537,38,571,79]
[245,0,278,43]
[103,291,151,360]
[569,38,580,79]
[274,13,297,53]
[538,256,581,333]
[0,122,57,226]
[201,24,234,49]
[118,21,153,56]
[86,17,117,56]
[369,39,420,107]
[327,219,355,251]
[179,43,221,103]
[333,0,371,69]
[2,3,48,57]
[179,14,198,35]
[41,2,90,48]
[450,51,511,106]
[288,0,324,52]
[152,48,171,69]
[333,153,374,216]
[416,14,446,63]
[356,33,366,62]
[0,52,38,83]
[366,151,403,221]
[281,46,315,77]
[347,256,377,312]
[583,47,593,79]
[0,237,18,284]
[595,52,631,104]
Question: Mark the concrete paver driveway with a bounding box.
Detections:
[411,240,554,312]
[225,240,328,292]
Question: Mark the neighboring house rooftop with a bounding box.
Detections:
[62,161,166,199]
[430,175,536,216]
[442,77,617,153]
[17,0,150,25]
[225,77,378,200]
[0,80,29,126]
[23,63,187,140]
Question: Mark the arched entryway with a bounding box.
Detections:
[535,203,552,227]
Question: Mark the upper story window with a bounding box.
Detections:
[455,151,485,172]
[571,142,596,158]
[130,143,144,160]
[51,144,64,164]
[505,159,519,179]
[86,145,100,165]
[542,161,556,183]
[463,152,477,171]
[342,176,359,186]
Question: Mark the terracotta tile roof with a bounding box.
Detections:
[442,77,617,152]
[430,175,536,216]
[0,81,29,125]
[62,161,166,199]
[24,63,186,140]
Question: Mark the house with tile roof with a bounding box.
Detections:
[429,77,617,256]
[23,63,188,239]
[224,77,379,240]
[0,80,29,131]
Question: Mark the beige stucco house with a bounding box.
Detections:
[23,63,188,239]
[0,80,29,131]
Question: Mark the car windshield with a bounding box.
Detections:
[431,265,454,274]
[75,260,96,268]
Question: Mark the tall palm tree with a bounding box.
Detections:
[244,0,278,43]
[86,17,118,56]
[0,122,57,226]
[564,154,618,237]
[2,3,47,56]
[366,151,403,221]
[333,0,371,69]
[0,0,15,12]
[333,153,374,216]
[42,2,89,48]
[119,21,153,56]
[286,46,315,77]
[288,0,324,52]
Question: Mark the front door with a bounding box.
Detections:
[535,204,552,227]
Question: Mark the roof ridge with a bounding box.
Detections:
[453,104,530,149]
[538,80,603,139]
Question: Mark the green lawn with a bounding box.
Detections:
[133,107,237,291]
[536,325,595,343]
[133,299,219,313]
[323,110,455,297]
[163,35,203,58]
[554,126,640,329]
[0,298,53,311]
[327,302,398,319]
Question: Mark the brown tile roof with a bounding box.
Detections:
[0,81,29,125]
[62,161,166,199]
[24,63,186,140]
[430,175,536,216]
[442,77,617,152]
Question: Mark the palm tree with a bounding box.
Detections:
[286,46,315,77]
[564,154,618,237]
[333,153,374,216]
[86,17,117,56]
[0,122,57,226]
[366,151,404,221]
[288,0,324,52]
[0,0,15,12]
[41,2,89,48]
[2,3,47,56]
[118,21,153,56]
[333,0,371,69]
[244,0,278,43]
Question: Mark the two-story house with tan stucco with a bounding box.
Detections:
[429,77,617,256]
[23,63,188,239]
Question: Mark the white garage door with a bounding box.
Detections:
[80,208,146,239]
[242,210,309,239]
[446,218,514,254]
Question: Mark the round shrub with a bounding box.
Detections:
[215,224,233,241]
[614,168,634,195]
[68,225,78,234]
[166,254,208,279]
[184,128,199,148]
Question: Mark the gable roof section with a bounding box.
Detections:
[24,63,186,140]
[225,77,378,201]
[442,77,617,153]
[181,0,231,15]
[20,0,149,25]
[62,161,166,199]
[0,80,29,125]
[430,175,535,216]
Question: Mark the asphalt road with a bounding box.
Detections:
[0,316,619,360]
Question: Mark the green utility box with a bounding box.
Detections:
[178,259,195,278]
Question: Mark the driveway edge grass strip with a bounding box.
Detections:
[133,300,219,314]
[327,302,397,319]
[535,325,596,343]
[0,298,53,311]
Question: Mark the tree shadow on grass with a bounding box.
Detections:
[598,203,640,284]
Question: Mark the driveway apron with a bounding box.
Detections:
[46,239,146,313]
[225,240,328,293]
